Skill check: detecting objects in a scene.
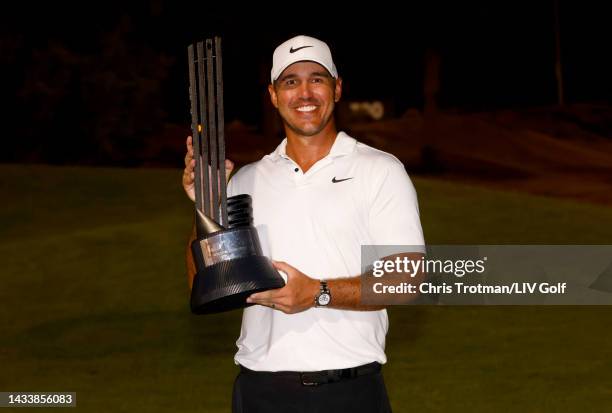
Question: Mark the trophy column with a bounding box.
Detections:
[187,37,285,314]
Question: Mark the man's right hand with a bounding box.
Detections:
[182,136,235,202]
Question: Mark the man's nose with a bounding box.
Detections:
[297,82,314,98]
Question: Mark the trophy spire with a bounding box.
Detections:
[187,37,285,314]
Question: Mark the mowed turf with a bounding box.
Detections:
[0,164,611,412]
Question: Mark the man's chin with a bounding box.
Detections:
[285,115,336,136]
[285,122,323,137]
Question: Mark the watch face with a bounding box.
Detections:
[317,293,331,306]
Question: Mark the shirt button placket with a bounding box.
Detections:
[292,164,307,186]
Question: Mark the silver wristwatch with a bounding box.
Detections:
[315,280,331,307]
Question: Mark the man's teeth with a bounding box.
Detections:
[296,105,316,112]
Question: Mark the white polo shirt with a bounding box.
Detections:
[227,131,424,372]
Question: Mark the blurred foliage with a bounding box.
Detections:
[6,16,174,165]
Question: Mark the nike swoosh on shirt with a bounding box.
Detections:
[332,177,353,183]
[290,45,313,53]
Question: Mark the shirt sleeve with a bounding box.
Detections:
[367,158,425,251]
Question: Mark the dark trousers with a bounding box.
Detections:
[232,365,393,413]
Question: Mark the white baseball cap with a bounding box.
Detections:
[270,35,338,83]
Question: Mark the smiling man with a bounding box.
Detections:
[183,35,424,413]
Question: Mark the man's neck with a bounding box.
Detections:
[285,127,338,173]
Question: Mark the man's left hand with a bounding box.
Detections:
[247,261,320,314]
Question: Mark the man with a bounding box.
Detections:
[182,35,424,413]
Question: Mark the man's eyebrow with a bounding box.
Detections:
[278,73,298,83]
[310,71,332,78]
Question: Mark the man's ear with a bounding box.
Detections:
[268,84,279,108]
[334,77,343,103]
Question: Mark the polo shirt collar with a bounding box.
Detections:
[268,131,356,162]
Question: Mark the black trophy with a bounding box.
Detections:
[187,37,285,314]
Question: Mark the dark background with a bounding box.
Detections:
[1,1,610,165]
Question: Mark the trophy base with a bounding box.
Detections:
[190,255,286,314]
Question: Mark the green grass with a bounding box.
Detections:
[1,164,611,412]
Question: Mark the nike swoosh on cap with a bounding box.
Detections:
[290,45,313,53]
[332,177,353,183]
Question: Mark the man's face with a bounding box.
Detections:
[268,61,342,137]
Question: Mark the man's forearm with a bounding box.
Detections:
[326,253,424,311]
[248,253,424,314]
[186,224,197,290]
[326,277,385,311]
